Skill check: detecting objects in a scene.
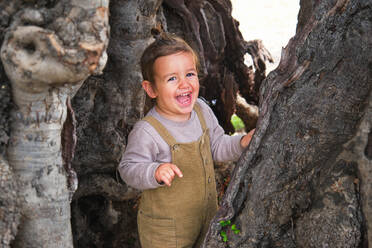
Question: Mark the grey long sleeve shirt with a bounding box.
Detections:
[118,98,244,190]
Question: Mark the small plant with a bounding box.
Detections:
[219,220,231,227]
[220,230,228,242]
[219,220,241,242]
[231,224,241,234]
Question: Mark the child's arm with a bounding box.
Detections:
[155,163,183,187]
[118,121,166,190]
[197,99,253,162]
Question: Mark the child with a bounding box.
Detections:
[118,33,254,248]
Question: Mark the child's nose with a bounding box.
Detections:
[179,77,190,87]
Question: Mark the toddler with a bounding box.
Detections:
[118,33,254,248]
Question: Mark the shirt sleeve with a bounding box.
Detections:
[198,99,245,162]
[118,121,164,190]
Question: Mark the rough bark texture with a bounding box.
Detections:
[203,0,372,247]
[357,93,372,247]
[0,0,109,247]
[70,1,160,247]
[0,19,18,245]
[0,156,20,247]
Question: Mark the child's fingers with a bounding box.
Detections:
[248,128,255,136]
[161,175,172,187]
[162,169,173,179]
[170,164,183,178]
[240,128,255,148]
[160,167,175,186]
[155,163,183,187]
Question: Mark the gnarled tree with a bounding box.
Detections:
[0,0,109,247]
[203,0,372,247]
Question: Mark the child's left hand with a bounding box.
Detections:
[240,128,255,148]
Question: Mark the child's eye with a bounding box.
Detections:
[186,72,196,77]
[167,76,177,82]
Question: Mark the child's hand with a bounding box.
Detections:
[240,128,255,148]
[155,163,183,187]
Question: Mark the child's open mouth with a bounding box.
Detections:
[176,92,192,106]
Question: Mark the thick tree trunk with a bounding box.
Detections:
[70,0,161,247]
[203,0,372,247]
[0,0,109,247]
[0,46,18,246]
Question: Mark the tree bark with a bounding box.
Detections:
[70,0,161,246]
[203,0,372,247]
[0,156,20,247]
[0,0,109,247]
[0,37,18,246]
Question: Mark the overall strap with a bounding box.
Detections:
[143,116,177,146]
[193,103,208,132]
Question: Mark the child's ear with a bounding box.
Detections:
[142,80,157,98]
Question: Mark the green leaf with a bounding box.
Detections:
[231,224,241,234]
[220,231,228,242]
[231,114,245,131]
[219,220,231,227]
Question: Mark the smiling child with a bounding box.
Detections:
[118,33,254,248]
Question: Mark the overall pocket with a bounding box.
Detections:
[138,210,176,248]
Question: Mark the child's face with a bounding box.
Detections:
[143,51,199,122]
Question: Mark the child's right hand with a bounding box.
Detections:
[155,163,183,187]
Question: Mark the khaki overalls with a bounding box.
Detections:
[138,103,218,248]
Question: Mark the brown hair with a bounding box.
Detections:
[140,33,200,83]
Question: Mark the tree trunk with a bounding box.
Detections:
[0,0,109,247]
[0,39,18,246]
[203,0,372,247]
